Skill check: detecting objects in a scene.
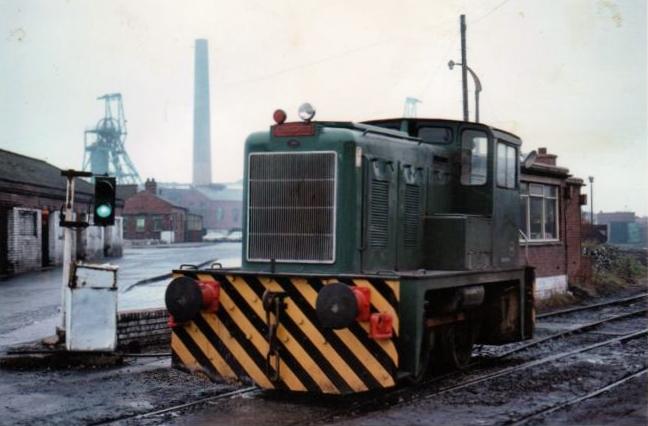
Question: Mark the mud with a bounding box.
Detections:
[1,286,646,425]
[0,357,237,425]
[331,336,647,425]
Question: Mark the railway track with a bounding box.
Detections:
[89,386,258,425]
[303,328,648,426]
[537,292,647,319]
[301,304,648,425]
[92,298,647,425]
[496,306,647,359]
[508,368,648,425]
[421,328,647,401]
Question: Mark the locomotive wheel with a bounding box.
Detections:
[439,322,474,370]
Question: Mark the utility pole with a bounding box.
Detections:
[59,175,75,336]
[460,14,469,121]
[589,176,595,225]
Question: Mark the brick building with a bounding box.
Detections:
[122,179,203,243]
[158,182,242,232]
[519,148,586,298]
[0,149,124,278]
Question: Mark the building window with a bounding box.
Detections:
[520,183,559,241]
[461,129,488,186]
[216,207,224,222]
[19,210,37,236]
[233,208,240,223]
[496,142,517,189]
[136,216,146,232]
[152,215,162,231]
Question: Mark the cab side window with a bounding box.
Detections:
[461,129,488,185]
[496,142,517,189]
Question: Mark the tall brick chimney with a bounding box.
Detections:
[144,178,157,194]
[193,39,212,186]
[536,147,557,166]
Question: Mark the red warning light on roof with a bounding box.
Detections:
[273,109,287,125]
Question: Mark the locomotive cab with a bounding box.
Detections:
[165,106,535,394]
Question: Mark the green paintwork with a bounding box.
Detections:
[236,117,530,379]
[241,118,522,275]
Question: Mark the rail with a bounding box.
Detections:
[89,386,258,425]
[303,304,648,425]
[538,292,648,319]
[509,368,648,425]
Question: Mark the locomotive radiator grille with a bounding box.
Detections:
[170,272,400,394]
[247,152,337,263]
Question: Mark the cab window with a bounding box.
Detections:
[416,126,453,144]
[461,129,488,185]
[496,142,517,189]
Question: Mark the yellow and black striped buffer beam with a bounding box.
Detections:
[170,273,400,394]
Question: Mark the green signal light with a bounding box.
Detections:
[96,204,112,219]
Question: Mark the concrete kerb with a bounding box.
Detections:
[0,342,124,369]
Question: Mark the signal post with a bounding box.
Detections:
[55,170,119,352]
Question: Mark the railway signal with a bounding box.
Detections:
[94,176,116,226]
[55,170,119,350]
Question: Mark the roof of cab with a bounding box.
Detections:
[363,117,522,144]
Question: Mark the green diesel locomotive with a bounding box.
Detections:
[164,104,535,394]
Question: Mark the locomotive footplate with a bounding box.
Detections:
[167,271,401,395]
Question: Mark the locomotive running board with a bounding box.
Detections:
[169,272,400,395]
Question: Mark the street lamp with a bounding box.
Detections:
[588,176,595,225]
[448,60,482,123]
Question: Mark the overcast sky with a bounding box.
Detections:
[1,0,646,215]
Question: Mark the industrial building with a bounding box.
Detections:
[122,179,204,243]
[0,149,124,278]
[148,39,242,234]
[519,147,586,298]
[158,182,242,232]
[596,211,647,247]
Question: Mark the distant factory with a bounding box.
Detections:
[117,39,242,243]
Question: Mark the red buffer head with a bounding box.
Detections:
[165,276,220,326]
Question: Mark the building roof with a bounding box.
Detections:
[596,211,636,224]
[522,161,570,177]
[520,147,572,179]
[123,190,187,214]
[0,148,94,195]
[157,181,243,202]
[195,184,242,201]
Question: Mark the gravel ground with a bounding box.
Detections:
[527,372,648,426]
[0,357,237,425]
[329,336,647,426]
[1,286,646,425]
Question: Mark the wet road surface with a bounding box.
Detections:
[0,243,241,349]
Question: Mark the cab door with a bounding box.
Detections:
[492,140,520,267]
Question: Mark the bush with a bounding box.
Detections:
[611,255,646,283]
[582,244,647,294]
